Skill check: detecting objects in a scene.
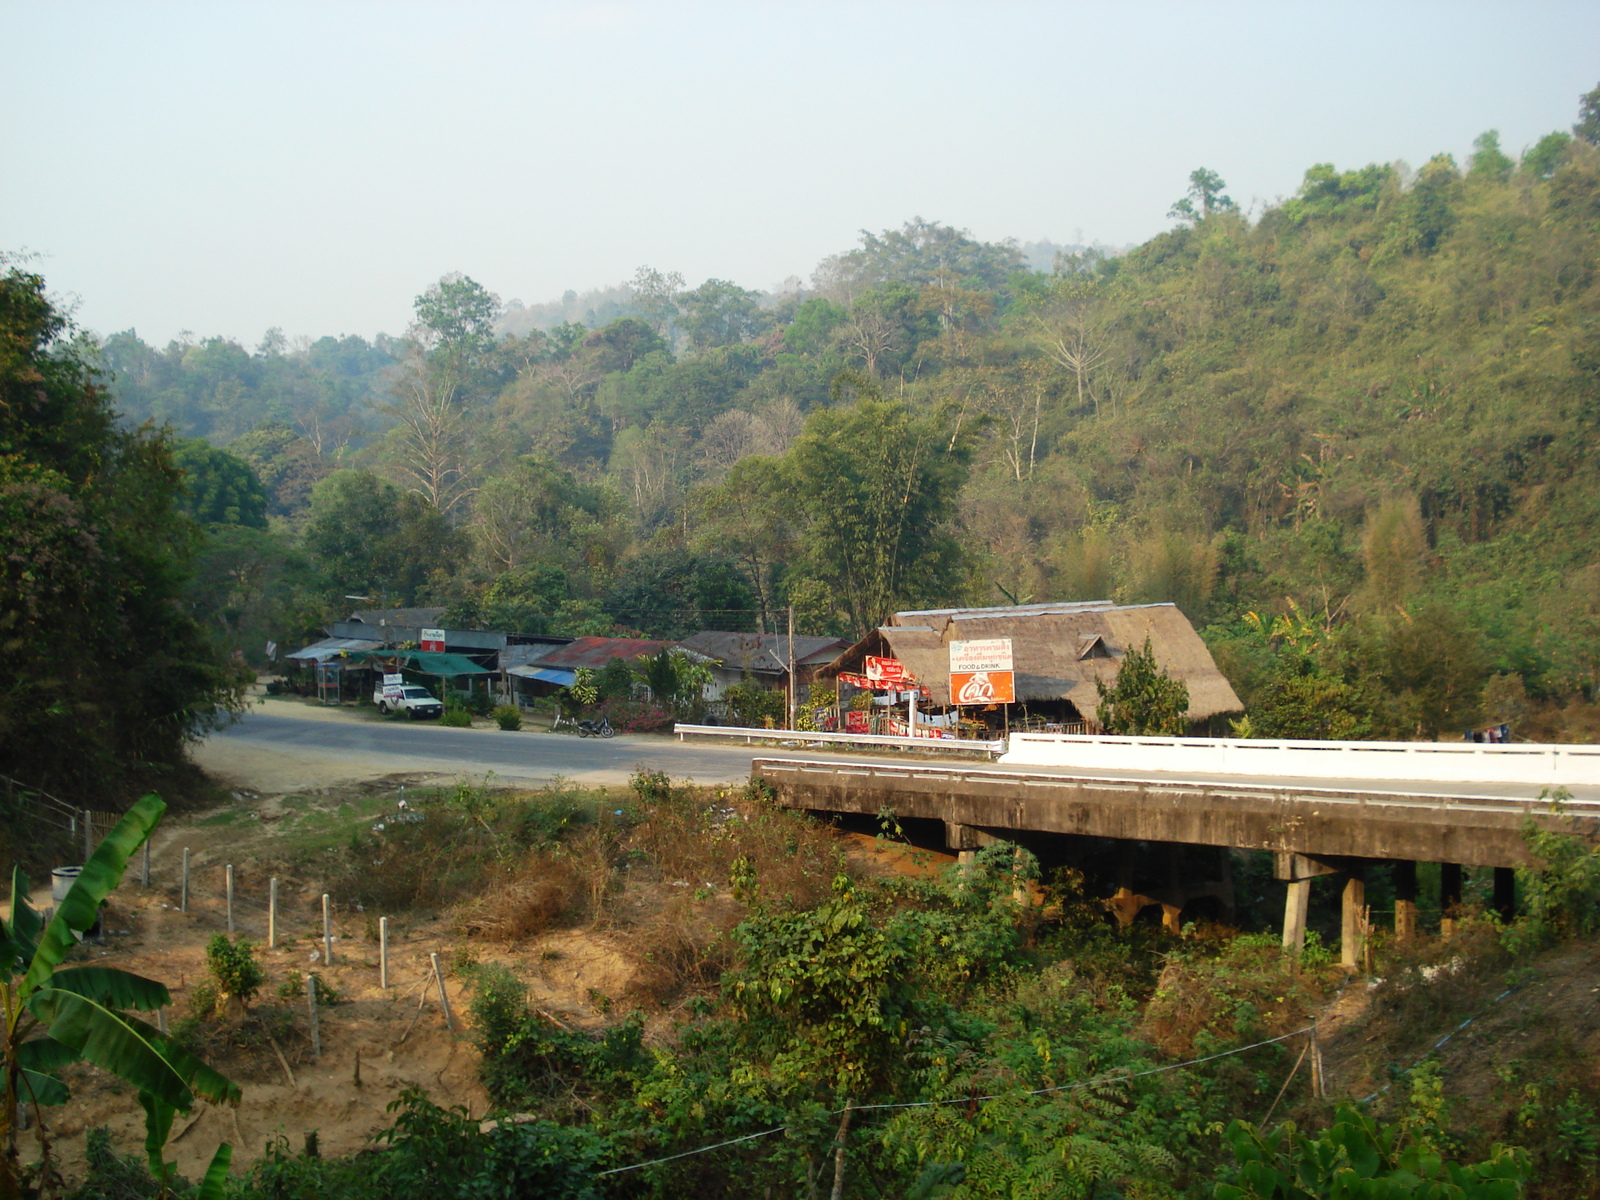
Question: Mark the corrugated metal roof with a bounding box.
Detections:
[499,643,561,670]
[507,665,577,686]
[285,637,382,662]
[346,607,446,627]
[679,632,850,675]
[534,637,679,669]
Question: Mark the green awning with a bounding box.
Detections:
[346,650,490,676]
[399,651,490,676]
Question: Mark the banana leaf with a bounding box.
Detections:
[49,966,170,1011]
[19,1068,70,1107]
[29,988,192,1111]
[3,867,42,966]
[22,793,165,997]
[125,1015,241,1107]
[196,1141,234,1200]
[16,1036,75,1074]
[138,1090,178,1183]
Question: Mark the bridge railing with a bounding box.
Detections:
[674,723,1006,756]
[1000,732,1600,787]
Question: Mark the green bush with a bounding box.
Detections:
[723,679,786,728]
[440,706,472,728]
[493,704,523,731]
[205,933,265,1007]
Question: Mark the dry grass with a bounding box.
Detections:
[1140,933,1344,1058]
[435,775,851,1005]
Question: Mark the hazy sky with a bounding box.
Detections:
[4,1,1597,346]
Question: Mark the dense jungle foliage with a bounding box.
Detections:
[24,86,1600,742]
[0,265,248,819]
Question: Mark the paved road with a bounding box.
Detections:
[205,707,1595,806]
[204,708,918,789]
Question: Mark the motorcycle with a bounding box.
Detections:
[576,715,615,738]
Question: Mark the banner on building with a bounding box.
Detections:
[420,628,446,652]
[865,656,914,686]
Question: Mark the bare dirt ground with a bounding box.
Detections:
[13,695,949,1189]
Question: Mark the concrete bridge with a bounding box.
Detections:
[752,733,1600,965]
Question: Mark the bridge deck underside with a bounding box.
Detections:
[754,760,1599,868]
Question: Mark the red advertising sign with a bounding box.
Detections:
[865,656,914,686]
[845,710,870,734]
[950,670,1015,706]
[420,627,446,653]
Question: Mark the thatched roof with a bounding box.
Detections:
[821,601,1243,720]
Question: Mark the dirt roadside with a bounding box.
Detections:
[15,697,949,1189]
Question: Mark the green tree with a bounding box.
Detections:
[632,648,714,718]
[413,272,501,362]
[303,469,463,604]
[2,795,239,1194]
[788,386,974,635]
[690,456,798,633]
[227,422,328,519]
[171,438,269,528]
[0,266,248,797]
[1573,80,1600,145]
[1521,130,1572,180]
[602,547,756,638]
[1169,167,1239,221]
[1095,636,1191,734]
[1468,129,1515,182]
[1250,659,1374,740]
[678,278,766,351]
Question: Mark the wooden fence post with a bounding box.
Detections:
[379,917,389,989]
[226,865,235,935]
[268,877,277,950]
[430,952,455,1032]
[322,893,332,965]
[307,975,321,1059]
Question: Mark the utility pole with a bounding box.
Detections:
[787,604,796,730]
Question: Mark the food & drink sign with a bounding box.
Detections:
[949,638,1014,705]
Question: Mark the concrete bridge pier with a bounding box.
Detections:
[1394,860,1418,941]
[1441,862,1463,935]
[1494,866,1516,924]
[1276,852,1370,969]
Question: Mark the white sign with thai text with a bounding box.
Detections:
[949,638,1013,673]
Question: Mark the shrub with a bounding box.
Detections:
[440,706,472,728]
[724,680,786,728]
[205,933,265,1007]
[595,698,673,732]
[493,704,524,731]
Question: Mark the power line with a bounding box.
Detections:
[596,1025,1314,1178]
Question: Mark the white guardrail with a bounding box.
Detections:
[674,723,1006,756]
[1000,732,1600,788]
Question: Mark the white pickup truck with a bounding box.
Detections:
[374,681,444,718]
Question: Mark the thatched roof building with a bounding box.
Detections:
[821,600,1242,722]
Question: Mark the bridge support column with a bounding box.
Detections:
[1341,875,1367,972]
[1282,880,1311,954]
[1393,861,1418,941]
[1494,866,1516,924]
[1440,862,1463,936]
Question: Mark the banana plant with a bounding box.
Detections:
[1,794,240,1198]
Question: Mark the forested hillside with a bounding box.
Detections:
[97,88,1600,740]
